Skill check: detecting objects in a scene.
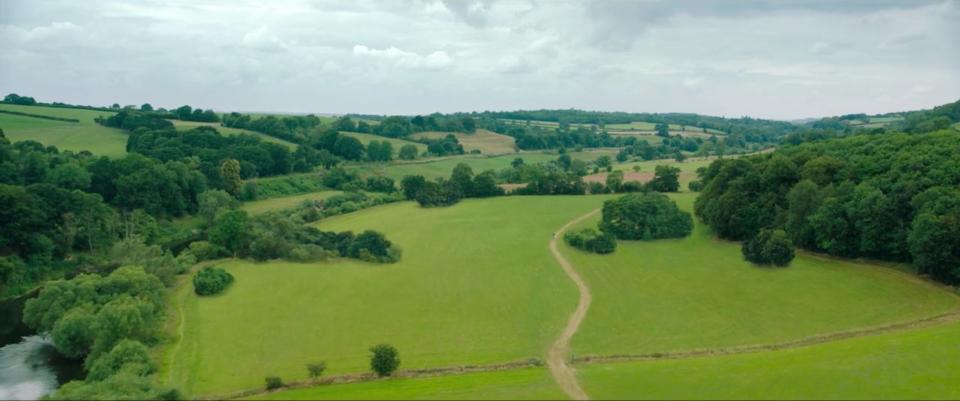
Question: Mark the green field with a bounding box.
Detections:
[248,368,564,400]
[564,193,960,357]
[578,319,960,399]
[349,151,615,181]
[241,190,343,215]
[172,120,297,148]
[340,131,427,155]
[163,196,610,396]
[0,103,128,157]
[411,130,517,155]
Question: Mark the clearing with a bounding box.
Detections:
[161,196,609,397]
[172,120,298,149]
[0,104,127,157]
[411,130,517,155]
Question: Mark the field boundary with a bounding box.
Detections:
[203,359,545,400]
[0,109,80,123]
[573,310,960,365]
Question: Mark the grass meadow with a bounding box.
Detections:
[247,368,564,400]
[0,103,128,157]
[172,120,298,148]
[411,130,517,155]
[162,196,611,396]
[564,193,960,357]
[578,319,960,399]
[240,190,343,215]
[349,150,616,181]
[340,131,428,155]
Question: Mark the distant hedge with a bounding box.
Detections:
[0,109,80,123]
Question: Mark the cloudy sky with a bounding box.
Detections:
[1,0,958,119]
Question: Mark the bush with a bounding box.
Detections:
[564,228,617,254]
[369,344,400,377]
[742,228,796,267]
[688,180,703,192]
[599,193,693,240]
[306,362,327,381]
[192,267,234,296]
[186,241,225,261]
[264,376,284,390]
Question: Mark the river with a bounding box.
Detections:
[0,294,83,400]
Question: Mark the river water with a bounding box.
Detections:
[0,294,83,400]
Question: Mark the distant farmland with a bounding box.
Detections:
[0,103,127,157]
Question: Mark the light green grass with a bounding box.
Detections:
[411,130,517,155]
[0,104,128,157]
[340,131,427,155]
[565,192,960,357]
[350,151,616,181]
[578,319,960,399]
[172,120,297,148]
[246,368,564,400]
[164,196,610,396]
[241,191,343,215]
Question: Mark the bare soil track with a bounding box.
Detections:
[547,209,601,400]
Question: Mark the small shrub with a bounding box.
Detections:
[564,228,617,254]
[264,376,284,390]
[306,362,327,381]
[369,344,400,377]
[193,267,234,296]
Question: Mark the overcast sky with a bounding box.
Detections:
[1,0,958,119]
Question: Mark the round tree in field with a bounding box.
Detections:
[369,344,400,377]
[193,266,235,296]
[742,228,796,267]
[599,193,693,240]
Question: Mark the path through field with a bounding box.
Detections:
[547,209,601,401]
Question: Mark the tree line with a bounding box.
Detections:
[695,129,960,283]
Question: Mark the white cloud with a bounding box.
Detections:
[352,45,453,70]
[241,26,288,52]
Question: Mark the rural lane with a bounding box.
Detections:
[547,208,601,401]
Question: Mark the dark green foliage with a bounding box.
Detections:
[3,93,38,105]
[265,376,284,390]
[307,362,327,380]
[687,180,703,192]
[223,112,323,144]
[398,144,419,160]
[695,130,960,283]
[742,228,796,267]
[423,134,464,156]
[348,230,401,263]
[513,165,586,195]
[415,179,461,207]
[193,267,234,296]
[49,372,180,400]
[97,110,174,131]
[648,165,681,192]
[208,210,251,256]
[366,140,394,162]
[599,193,693,240]
[86,340,155,382]
[369,344,400,377]
[564,228,617,254]
[0,109,80,122]
[401,175,427,200]
[365,175,395,193]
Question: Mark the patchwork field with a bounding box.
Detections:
[411,130,517,155]
[240,190,343,215]
[0,103,128,157]
[340,131,427,155]
[162,196,611,397]
[172,120,297,148]
[563,193,960,358]
[349,151,615,181]
[578,320,960,399]
[248,368,564,400]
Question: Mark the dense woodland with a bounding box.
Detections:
[696,129,960,283]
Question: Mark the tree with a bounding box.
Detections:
[398,144,419,160]
[400,175,427,200]
[599,193,693,240]
[139,103,153,112]
[742,228,795,267]
[785,180,821,249]
[208,210,251,256]
[47,163,92,190]
[511,157,525,169]
[199,190,238,225]
[369,344,400,377]
[655,123,669,137]
[595,155,612,169]
[450,163,474,197]
[605,171,624,193]
[86,340,155,382]
[306,362,327,381]
[648,165,680,192]
[193,267,235,296]
[219,159,242,196]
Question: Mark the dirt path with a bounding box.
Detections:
[547,209,601,401]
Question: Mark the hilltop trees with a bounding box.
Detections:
[648,165,681,192]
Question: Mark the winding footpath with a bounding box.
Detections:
[547,209,601,401]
